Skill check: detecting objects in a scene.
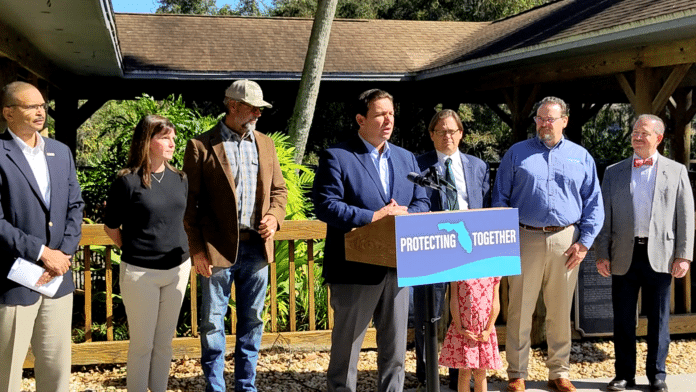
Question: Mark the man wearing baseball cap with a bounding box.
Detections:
[183,79,287,391]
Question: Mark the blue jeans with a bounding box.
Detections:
[200,238,268,392]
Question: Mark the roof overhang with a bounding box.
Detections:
[0,0,122,86]
[418,9,696,81]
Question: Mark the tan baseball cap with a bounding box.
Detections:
[224,79,272,109]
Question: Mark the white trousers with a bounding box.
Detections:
[0,293,73,392]
[120,260,191,392]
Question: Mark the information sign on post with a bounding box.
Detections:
[574,249,615,337]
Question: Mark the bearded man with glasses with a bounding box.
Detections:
[492,96,604,392]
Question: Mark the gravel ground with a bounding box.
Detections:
[21,338,696,391]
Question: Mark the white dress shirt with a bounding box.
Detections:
[631,152,658,238]
[7,128,51,260]
[436,150,468,210]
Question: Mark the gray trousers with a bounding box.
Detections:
[327,270,409,392]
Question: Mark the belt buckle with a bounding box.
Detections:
[636,237,647,245]
[542,226,552,233]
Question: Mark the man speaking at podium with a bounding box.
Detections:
[413,109,491,389]
[313,89,429,392]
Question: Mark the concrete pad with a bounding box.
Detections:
[405,373,696,391]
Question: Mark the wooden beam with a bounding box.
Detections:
[25,329,378,368]
[486,102,512,127]
[462,36,696,92]
[616,73,637,109]
[635,67,656,114]
[652,63,693,114]
[0,18,59,85]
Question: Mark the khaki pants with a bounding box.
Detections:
[120,261,191,392]
[506,225,579,380]
[0,293,73,392]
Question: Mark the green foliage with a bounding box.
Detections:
[582,104,634,170]
[272,0,548,20]
[156,0,220,14]
[263,132,328,331]
[459,104,511,162]
[156,0,268,16]
[77,94,218,221]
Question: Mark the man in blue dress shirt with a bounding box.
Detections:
[492,96,603,392]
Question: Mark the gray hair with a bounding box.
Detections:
[634,114,665,135]
[536,96,569,117]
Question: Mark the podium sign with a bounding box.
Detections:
[395,208,521,287]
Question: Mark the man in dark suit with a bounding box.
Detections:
[413,109,490,389]
[596,114,694,392]
[313,89,430,392]
[0,81,84,392]
[183,80,287,392]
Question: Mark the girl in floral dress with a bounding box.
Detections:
[439,277,502,392]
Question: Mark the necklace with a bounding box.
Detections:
[151,170,165,183]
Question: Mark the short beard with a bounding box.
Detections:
[242,122,256,133]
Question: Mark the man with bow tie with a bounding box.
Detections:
[596,114,694,392]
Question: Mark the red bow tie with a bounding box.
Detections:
[633,157,653,168]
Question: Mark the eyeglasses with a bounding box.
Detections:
[631,131,655,139]
[6,103,48,112]
[432,129,461,137]
[533,116,564,124]
[239,101,264,113]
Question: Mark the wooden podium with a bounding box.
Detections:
[342,209,521,392]
[344,215,398,267]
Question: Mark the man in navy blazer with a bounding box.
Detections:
[412,109,490,389]
[313,89,429,392]
[0,82,84,392]
[596,114,694,392]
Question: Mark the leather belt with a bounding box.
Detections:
[239,230,255,242]
[519,223,573,233]
[635,237,648,245]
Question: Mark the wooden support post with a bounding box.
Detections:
[670,88,696,167]
[502,85,539,144]
[565,103,605,145]
[269,243,277,333]
[53,93,79,156]
[289,241,296,332]
[105,247,113,341]
[307,241,316,331]
[84,246,92,343]
[190,267,198,337]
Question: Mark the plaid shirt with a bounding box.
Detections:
[220,122,259,230]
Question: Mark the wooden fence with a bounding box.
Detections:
[22,221,696,368]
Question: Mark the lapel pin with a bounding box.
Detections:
[46,152,55,156]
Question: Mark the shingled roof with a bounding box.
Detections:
[114,0,696,81]
[115,14,487,78]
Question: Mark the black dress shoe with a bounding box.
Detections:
[649,379,668,392]
[607,378,636,391]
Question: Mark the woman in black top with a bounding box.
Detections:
[103,115,190,392]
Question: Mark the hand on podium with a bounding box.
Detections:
[372,199,408,222]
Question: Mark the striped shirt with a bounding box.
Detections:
[220,122,259,230]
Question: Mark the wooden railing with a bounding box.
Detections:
[22,221,696,367]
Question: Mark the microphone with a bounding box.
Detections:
[426,165,456,192]
[407,172,444,191]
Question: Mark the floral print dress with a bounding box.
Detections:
[439,276,502,369]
